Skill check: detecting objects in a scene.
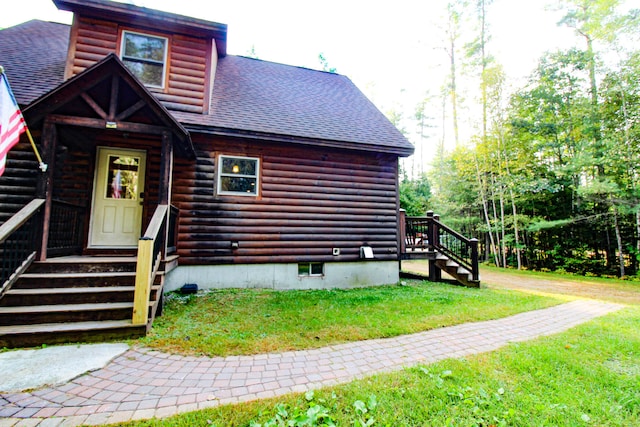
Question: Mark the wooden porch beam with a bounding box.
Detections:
[47,114,169,135]
[80,92,108,120]
[108,74,119,121]
[116,100,146,122]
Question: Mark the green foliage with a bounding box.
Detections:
[399,174,431,216]
[249,391,341,427]
[318,53,337,73]
[398,0,640,277]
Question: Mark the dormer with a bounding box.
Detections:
[53,0,227,114]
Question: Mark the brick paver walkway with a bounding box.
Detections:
[0,300,623,426]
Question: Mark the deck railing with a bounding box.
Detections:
[48,200,86,256]
[403,211,479,282]
[167,204,179,254]
[0,199,45,295]
[132,204,168,325]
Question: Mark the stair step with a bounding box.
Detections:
[457,267,471,276]
[14,272,136,288]
[445,259,460,268]
[28,257,137,274]
[0,286,157,306]
[0,302,137,326]
[0,320,146,348]
[0,254,171,347]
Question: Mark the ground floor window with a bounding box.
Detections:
[298,262,324,276]
[217,155,259,196]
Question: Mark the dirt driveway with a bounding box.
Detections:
[402,260,640,305]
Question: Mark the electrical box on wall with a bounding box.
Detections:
[360,246,374,259]
[332,248,340,256]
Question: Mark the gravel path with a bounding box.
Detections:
[402,260,640,305]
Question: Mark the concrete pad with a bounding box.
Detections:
[0,343,129,392]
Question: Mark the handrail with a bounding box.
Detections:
[431,217,479,281]
[0,199,45,296]
[132,204,168,325]
[0,199,45,243]
[402,211,479,282]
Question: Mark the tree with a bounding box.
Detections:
[318,53,337,73]
[399,174,432,216]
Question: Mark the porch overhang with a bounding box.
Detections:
[23,53,194,159]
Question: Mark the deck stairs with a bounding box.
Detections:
[434,252,480,287]
[400,211,480,287]
[0,256,168,348]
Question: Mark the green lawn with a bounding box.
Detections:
[136,280,565,356]
[116,272,640,426]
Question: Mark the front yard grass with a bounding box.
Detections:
[118,304,639,427]
[137,279,566,357]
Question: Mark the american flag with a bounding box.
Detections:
[0,70,26,177]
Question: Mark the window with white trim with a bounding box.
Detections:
[217,155,260,196]
[298,262,324,276]
[121,31,168,88]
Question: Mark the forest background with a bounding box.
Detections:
[397,0,640,278]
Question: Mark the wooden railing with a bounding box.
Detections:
[0,199,45,295]
[402,210,479,282]
[48,200,86,256]
[132,204,168,325]
[167,204,179,254]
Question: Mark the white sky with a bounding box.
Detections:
[0,0,585,170]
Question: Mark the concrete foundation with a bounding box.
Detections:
[164,261,399,292]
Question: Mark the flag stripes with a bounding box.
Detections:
[0,72,27,176]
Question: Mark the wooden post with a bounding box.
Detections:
[158,131,173,258]
[159,131,172,205]
[132,237,153,325]
[399,209,406,255]
[426,211,441,282]
[470,238,479,282]
[38,120,57,261]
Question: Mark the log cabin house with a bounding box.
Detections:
[0,0,479,347]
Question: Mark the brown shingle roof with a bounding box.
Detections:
[0,20,70,106]
[0,20,413,156]
[173,56,413,154]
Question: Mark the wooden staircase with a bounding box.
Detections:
[434,252,480,288]
[0,256,165,348]
[400,211,480,287]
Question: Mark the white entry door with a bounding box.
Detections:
[89,147,146,248]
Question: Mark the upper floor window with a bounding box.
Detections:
[121,31,168,88]
[217,155,260,196]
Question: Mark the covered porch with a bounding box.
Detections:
[0,55,193,347]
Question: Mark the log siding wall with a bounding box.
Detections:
[173,135,400,265]
[0,142,39,224]
[66,16,211,114]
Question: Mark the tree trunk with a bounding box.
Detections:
[450,37,460,147]
[612,204,625,277]
[475,157,499,267]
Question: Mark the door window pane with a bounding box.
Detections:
[106,155,140,200]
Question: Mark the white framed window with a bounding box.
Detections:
[298,262,324,277]
[120,30,168,88]
[217,155,260,196]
